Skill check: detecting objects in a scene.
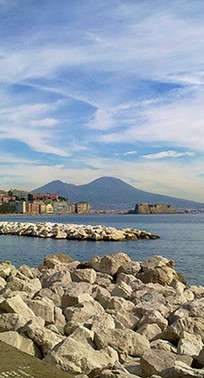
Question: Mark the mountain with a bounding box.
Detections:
[32,176,204,211]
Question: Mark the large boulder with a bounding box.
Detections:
[160,317,204,343]
[64,299,105,323]
[71,268,97,284]
[0,294,36,319]
[0,313,33,332]
[0,261,16,279]
[43,254,77,269]
[177,331,203,357]
[0,330,42,358]
[25,297,55,324]
[94,328,150,361]
[136,256,184,285]
[140,349,192,377]
[161,360,204,378]
[44,336,118,376]
[41,269,72,288]
[89,253,132,276]
[23,323,65,356]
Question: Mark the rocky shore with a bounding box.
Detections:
[0,252,204,377]
[0,221,159,241]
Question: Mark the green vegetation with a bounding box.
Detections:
[0,204,16,214]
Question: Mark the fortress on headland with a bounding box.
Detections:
[129,203,176,214]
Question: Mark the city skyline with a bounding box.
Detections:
[1,1,204,202]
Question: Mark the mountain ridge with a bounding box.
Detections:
[32,176,204,211]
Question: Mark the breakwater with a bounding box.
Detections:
[0,252,204,377]
[0,221,159,241]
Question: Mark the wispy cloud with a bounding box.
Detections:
[114,151,137,157]
[143,150,194,160]
[0,1,204,202]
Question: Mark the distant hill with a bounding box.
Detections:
[32,176,204,211]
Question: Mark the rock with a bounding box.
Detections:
[90,253,132,276]
[137,323,162,340]
[0,330,42,358]
[18,264,40,279]
[37,286,64,307]
[94,328,150,361]
[150,339,177,353]
[160,317,204,343]
[54,306,66,334]
[162,360,204,378]
[0,276,6,290]
[71,268,97,284]
[123,356,142,377]
[99,369,139,377]
[41,269,72,288]
[140,349,193,377]
[44,337,118,376]
[0,221,159,241]
[0,313,33,332]
[0,294,36,319]
[117,261,141,276]
[106,296,134,312]
[5,275,42,293]
[61,282,93,311]
[137,256,182,285]
[137,309,168,331]
[43,254,76,269]
[91,313,115,333]
[95,272,113,287]
[0,251,203,378]
[196,347,204,367]
[64,299,104,323]
[111,281,133,299]
[25,297,55,324]
[92,286,111,308]
[0,261,16,278]
[110,308,139,330]
[177,331,203,357]
[23,323,65,356]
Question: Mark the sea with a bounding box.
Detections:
[0,213,203,287]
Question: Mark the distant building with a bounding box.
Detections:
[75,202,91,214]
[8,189,33,202]
[45,203,54,214]
[53,200,72,214]
[32,193,58,201]
[9,200,26,214]
[25,202,40,214]
[134,203,176,214]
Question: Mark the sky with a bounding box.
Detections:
[1,0,204,202]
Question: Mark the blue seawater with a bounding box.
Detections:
[0,213,203,286]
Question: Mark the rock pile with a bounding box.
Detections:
[0,221,159,241]
[0,252,204,377]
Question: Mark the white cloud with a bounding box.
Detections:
[1,1,204,202]
[114,151,137,156]
[143,150,194,160]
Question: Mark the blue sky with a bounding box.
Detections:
[1,0,204,202]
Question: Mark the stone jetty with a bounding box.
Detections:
[0,221,159,241]
[0,252,204,377]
